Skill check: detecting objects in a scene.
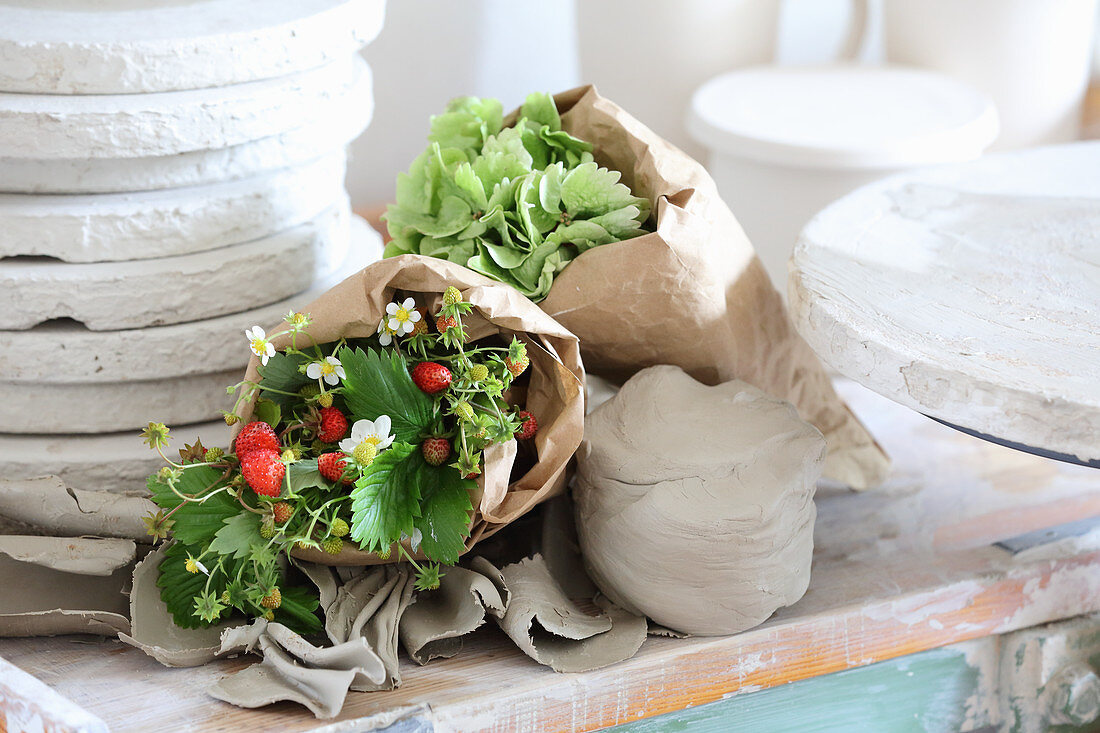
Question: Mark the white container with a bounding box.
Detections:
[882,0,1098,150]
[687,65,998,293]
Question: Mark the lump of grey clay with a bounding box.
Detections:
[574,365,826,636]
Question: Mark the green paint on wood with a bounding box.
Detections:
[611,648,980,733]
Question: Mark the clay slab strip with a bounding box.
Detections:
[0,56,369,160]
[0,0,384,94]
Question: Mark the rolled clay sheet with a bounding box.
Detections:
[399,564,507,665]
[493,554,647,673]
[0,536,135,637]
[575,365,826,636]
[532,86,888,490]
[0,476,155,539]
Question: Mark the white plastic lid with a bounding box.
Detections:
[688,65,999,170]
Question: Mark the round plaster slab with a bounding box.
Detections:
[0,82,372,194]
[0,369,243,434]
[0,0,384,95]
[0,153,346,262]
[0,55,369,160]
[789,142,1100,465]
[0,419,232,493]
[0,217,383,383]
[2,202,350,331]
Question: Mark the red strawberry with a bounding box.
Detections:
[317,407,348,443]
[234,421,279,459]
[435,315,458,333]
[411,362,452,394]
[272,501,293,524]
[241,448,285,497]
[318,452,351,484]
[516,410,538,440]
[421,438,451,466]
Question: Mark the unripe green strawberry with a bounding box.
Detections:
[453,401,475,422]
[204,447,224,462]
[442,286,462,306]
[322,536,344,555]
[468,363,489,382]
[318,392,334,408]
[329,518,350,537]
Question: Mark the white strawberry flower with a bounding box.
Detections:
[386,297,421,336]
[377,316,396,346]
[306,355,345,386]
[340,416,395,456]
[245,326,275,366]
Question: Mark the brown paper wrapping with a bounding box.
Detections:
[234,255,584,564]
[529,86,888,489]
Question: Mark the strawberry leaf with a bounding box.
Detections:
[338,347,434,443]
[208,512,263,560]
[147,467,241,546]
[257,351,311,409]
[157,543,232,629]
[412,461,474,564]
[274,584,322,635]
[287,459,326,494]
[349,442,420,553]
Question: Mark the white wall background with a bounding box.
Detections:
[347,0,1093,209]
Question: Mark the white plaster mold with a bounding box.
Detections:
[0,56,370,160]
[0,0,384,95]
[789,143,1100,465]
[1,203,351,331]
[0,218,383,383]
[0,153,347,262]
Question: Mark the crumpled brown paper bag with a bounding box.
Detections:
[234,255,585,563]
[529,86,888,489]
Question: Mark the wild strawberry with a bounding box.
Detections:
[442,286,463,306]
[464,468,481,480]
[452,400,475,422]
[322,536,344,555]
[261,587,282,609]
[412,362,452,394]
[436,315,458,333]
[318,452,351,483]
[234,421,279,459]
[241,448,285,497]
[422,438,451,466]
[467,363,488,382]
[504,354,529,377]
[317,407,348,443]
[272,502,293,524]
[329,518,350,537]
[411,309,429,336]
[517,410,538,440]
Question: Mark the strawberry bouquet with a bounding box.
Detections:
[141,256,583,630]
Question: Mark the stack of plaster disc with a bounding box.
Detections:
[0,0,387,492]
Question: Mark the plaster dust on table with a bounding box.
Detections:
[574,365,825,636]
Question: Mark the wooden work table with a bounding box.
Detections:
[4,380,1100,731]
